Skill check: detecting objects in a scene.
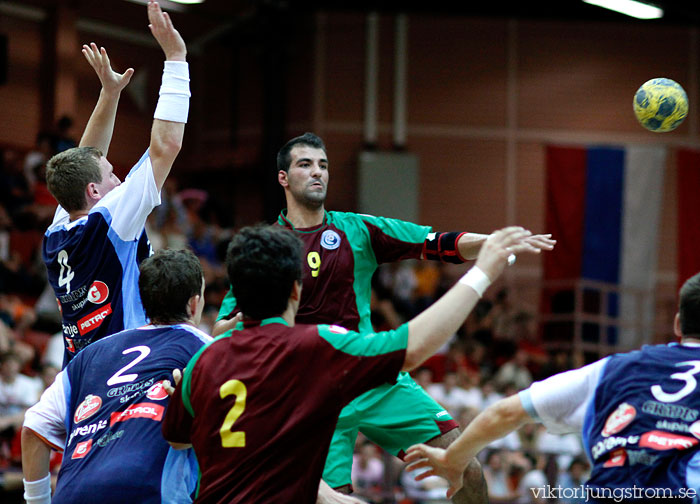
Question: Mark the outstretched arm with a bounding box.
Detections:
[456,232,556,260]
[404,395,532,499]
[147,0,189,191]
[79,43,134,155]
[403,227,540,371]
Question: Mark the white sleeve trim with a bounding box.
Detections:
[527,357,609,434]
[23,370,68,451]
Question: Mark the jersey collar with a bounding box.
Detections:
[278,209,328,233]
[243,316,289,328]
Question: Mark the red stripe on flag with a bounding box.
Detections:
[677,149,700,289]
[544,146,587,281]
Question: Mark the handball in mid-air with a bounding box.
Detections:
[633,77,688,132]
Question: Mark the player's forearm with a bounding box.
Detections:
[21,427,52,481]
[149,120,185,188]
[445,395,531,469]
[457,233,489,260]
[404,283,480,371]
[79,88,122,155]
[149,59,190,190]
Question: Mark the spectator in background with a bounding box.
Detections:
[480,379,504,409]
[0,148,32,219]
[493,349,533,391]
[481,450,519,503]
[515,452,548,504]
[23,131,55,188]
[413,367,433,391]
[0,351,42,463]
[427,371,482,419]
[53,116,77,154]
[351,439,385,503]
[557,457,589,504]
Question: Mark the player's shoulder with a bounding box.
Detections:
[168,324,213,345]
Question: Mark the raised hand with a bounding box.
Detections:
[475,226,541,281]
[404,443,465,500]
[82,43,134,95]
[524,233,556,251]
[147,1,186,61]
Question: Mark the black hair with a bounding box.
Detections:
[226,225,303,320]
[276,132,326,172]
[139,249,203,325]
[680,272,700,337]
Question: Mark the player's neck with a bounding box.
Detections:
[281,305,296,327]
[285,200,325,228]
[69,210,89,222]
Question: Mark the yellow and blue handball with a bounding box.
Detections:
[633,78,688,132]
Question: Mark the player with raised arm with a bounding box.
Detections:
[214,132,556,502]
[21,249,212,504]
[164,224,541,503]
[405,272,700,503]
[43,0,190,366]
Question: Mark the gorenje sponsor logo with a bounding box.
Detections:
[602,403,636,437]
[67,419,108,446]
[77,304,112,335]
[109,402,164,426]
[74,395,102,424]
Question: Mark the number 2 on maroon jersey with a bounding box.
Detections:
[219,379,247,448]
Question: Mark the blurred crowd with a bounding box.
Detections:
[0,123,585,503]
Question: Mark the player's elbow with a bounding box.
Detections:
[150,132,183,160]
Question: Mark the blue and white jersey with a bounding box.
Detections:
[520,343,700,502]
[43,151,159,366]
[23,324,211,504]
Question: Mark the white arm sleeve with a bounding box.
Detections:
[519,357,609,434]
[23,370,69,451]
[92,152,161,241]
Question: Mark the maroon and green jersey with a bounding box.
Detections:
[161,318,407,503]
[217,210,432,333]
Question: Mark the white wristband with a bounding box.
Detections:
[154,61,190,123]
[458,266,491,297]
[23,474,51,504]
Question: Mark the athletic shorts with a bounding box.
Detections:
[322,371,459,488]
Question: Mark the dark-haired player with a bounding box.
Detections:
[164,224,541,503]
[21,249,211,504]
[43,1,190,366]
[215,132,556,501]
[405,272,700,503]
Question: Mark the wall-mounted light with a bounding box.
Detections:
[582,0,663,20]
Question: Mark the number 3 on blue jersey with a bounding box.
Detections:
[58,249,74,293]
[651,360,700,403]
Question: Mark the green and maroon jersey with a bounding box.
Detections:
[161,318,407,503]
[217,210,431,333]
